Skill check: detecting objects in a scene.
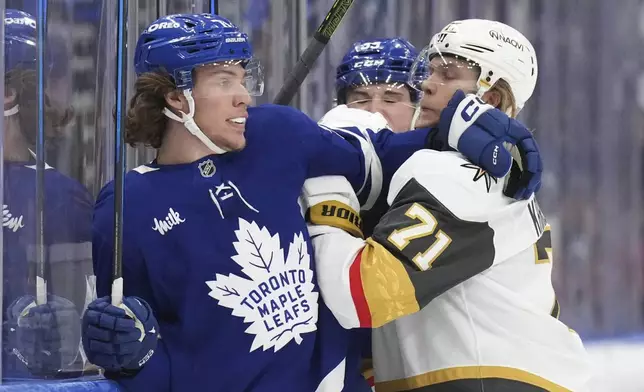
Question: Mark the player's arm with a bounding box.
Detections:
[307,150,539,329]
[302,91,543,210]
[85,183,169,391]
[303,105,432,209]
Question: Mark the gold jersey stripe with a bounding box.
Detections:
[375,365,571,392]
[360,238,419,328]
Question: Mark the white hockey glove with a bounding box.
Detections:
[319,104,390,133]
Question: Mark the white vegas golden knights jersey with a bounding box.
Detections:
[368,150,592,392]
[312,149,592,392]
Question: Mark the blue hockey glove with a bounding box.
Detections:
[437,90,543,200]
[6,294,81,376]
[82,296,158,373]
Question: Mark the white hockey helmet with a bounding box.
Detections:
[415,19,538,113]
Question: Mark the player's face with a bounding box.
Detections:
[345,84,415,132]
[415,56,480,128]
[191,62,251,151]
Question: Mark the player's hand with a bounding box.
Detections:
[437,90,542,200]
[6,294,81,376]
[81,296,158,374]
[301,175,363,239]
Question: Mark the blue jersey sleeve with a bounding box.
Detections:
[264,105,431,196]
[364,128,432,190]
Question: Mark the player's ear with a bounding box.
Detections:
[164,90,188,113]
[4,87,17,109]
[481,89,501,109]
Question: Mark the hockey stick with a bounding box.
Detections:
[273,0,354,105]
[35,0,48,306]
[111,0,128,306]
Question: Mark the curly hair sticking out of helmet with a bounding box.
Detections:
[125,13,264,164]
[409,19,538,129]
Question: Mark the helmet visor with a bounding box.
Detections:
[185,58,264,98]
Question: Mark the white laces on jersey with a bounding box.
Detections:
[162,89,228,154]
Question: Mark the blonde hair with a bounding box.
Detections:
[488,78,525,175]
[489,78,518,118]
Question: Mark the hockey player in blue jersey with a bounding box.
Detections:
[335,37,420,133]
[333,37,429,238]
[2,9,93,380]
[333,37,425,387]
[81,13,544,391]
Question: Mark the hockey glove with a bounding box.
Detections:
[302,175,363,239]
[81,296,158,374]
[6,294,81,376]
[437,90,543,200]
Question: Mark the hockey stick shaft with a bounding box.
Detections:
[111,0,128,306]
[35,0,48,306]
[273,0,354,105]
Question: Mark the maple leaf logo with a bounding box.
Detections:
[206,218,318,352]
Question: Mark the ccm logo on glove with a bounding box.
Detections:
[138,348,155,367]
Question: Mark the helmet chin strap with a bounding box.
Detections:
[162,89,228,155]
[4,104,19,117]
[410,105,422,129]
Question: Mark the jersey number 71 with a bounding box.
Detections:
[386,203,453,271]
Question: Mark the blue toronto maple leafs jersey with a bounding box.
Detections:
[92,104,430,392]
[3,159,93,378]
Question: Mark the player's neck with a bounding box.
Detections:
[3,118,31,162]
[156,123,215,165]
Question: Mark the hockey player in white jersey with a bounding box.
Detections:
[302,19,591,391]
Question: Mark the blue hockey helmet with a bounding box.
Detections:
[5,9,37,74]
[3,9,73,125]
[4,9,70,79]
[135,14,263,154]
[135,13,263,94]
[336,37,421,104]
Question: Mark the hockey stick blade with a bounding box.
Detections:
[273,0,354,106]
